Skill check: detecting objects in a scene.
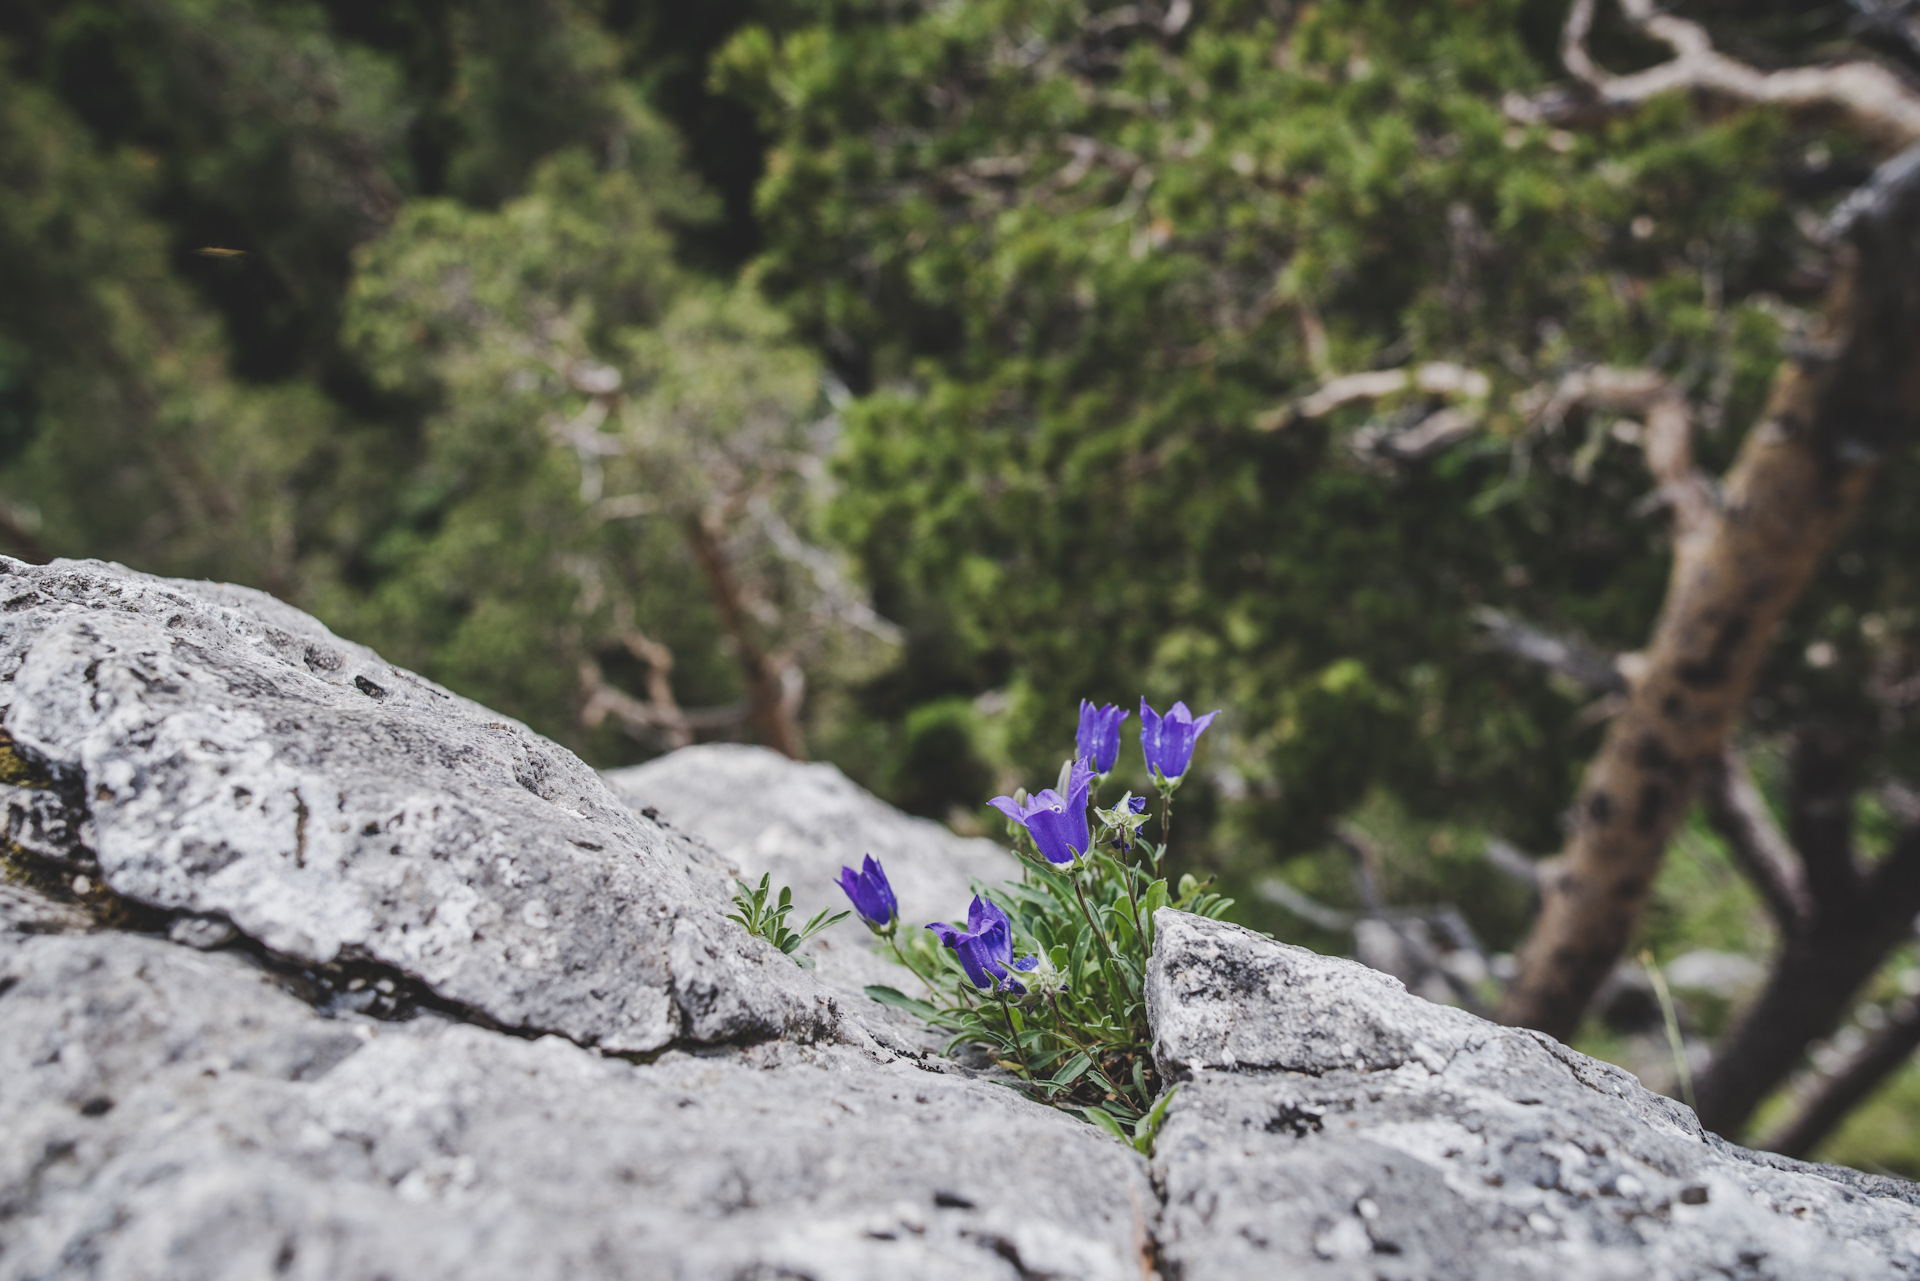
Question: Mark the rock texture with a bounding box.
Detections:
[606,744,1018,1024]
[1148,911,1920,1279]
[4,556,1920,1280]
[0,558,827,1053]
[0,925,1151,1281]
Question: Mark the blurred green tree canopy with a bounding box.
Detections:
[727,0,1822,857]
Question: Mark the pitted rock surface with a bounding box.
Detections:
[5,558,1920,1280]
[1147,910,1920,1280]
[0,898,1154,1281]
[0,557,831,1053]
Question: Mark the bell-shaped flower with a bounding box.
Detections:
[927,895,1037,993]
[835,854,898,935]
[988,759,1094,865]
[1140,699,1220,785]
[1075,700,1129,774]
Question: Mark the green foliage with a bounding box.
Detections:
[872,779,1232,1127]
[728,873,849,968]
[326,146,897,756]
[726,0,1886,929]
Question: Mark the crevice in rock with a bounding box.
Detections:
[0,732,826,1067]
[1,840,168,935]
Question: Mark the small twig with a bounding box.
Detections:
[1473,607,1626,695]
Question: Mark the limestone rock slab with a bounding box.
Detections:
[0,558,832,1053]
[606,744,1020,1025]
[0,920,1154,1281]
[604,743,1017,930]
[1146,909,1920,1280]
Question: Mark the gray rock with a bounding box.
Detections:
[0,561,1148,1280]
[0,907,1154,1281]
[604,743,1016,934]
[1147,909,1920,1280]
[0,557,831,1054]
[6,558,1920,1280]
[606,744,1020,1035]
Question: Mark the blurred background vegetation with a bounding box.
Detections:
[7,0,1920,1173]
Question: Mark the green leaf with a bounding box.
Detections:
[1052,1051,1092,1086]
[864,984,940,1020]
[1140,879,1171,931]
[1081,1105,1128,1142]
[1131,1086,1179,1155]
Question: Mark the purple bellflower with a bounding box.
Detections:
[988,759,1095,866]
[927,895,1037,994]
[1075,700,1129,774]
[836,854,898,935]
[1140,699,1221,785]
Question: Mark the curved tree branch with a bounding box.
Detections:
[1512,0,1920,148]
[1700,748,1810,931]
[1762,993,1920,1158]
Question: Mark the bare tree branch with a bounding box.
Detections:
[1763,993,1920,1158]
[1502,157,1920,1044]
[1473,606,1627,694]
[1256,876,1357,932]
[1287,362,1490,423]
[1335,823,1491,1016]
[1512,0,1920,148]
[1485,836,1546,888]
[684,508,805,759]
[1700,748,1811,930]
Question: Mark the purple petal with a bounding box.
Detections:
[967,895,1010,936]
[988,795,1028,822]
[1025,808,1081,864]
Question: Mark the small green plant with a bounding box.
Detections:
[843,698,1234,1149]
[728,873,849,969]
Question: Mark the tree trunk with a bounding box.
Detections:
[1500,156,1920,1042]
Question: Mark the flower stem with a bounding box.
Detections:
[1070,867,1134,1000]
[1047,991,1130,1102]
[996,991,1031,1080]
[885,937,940,1000]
